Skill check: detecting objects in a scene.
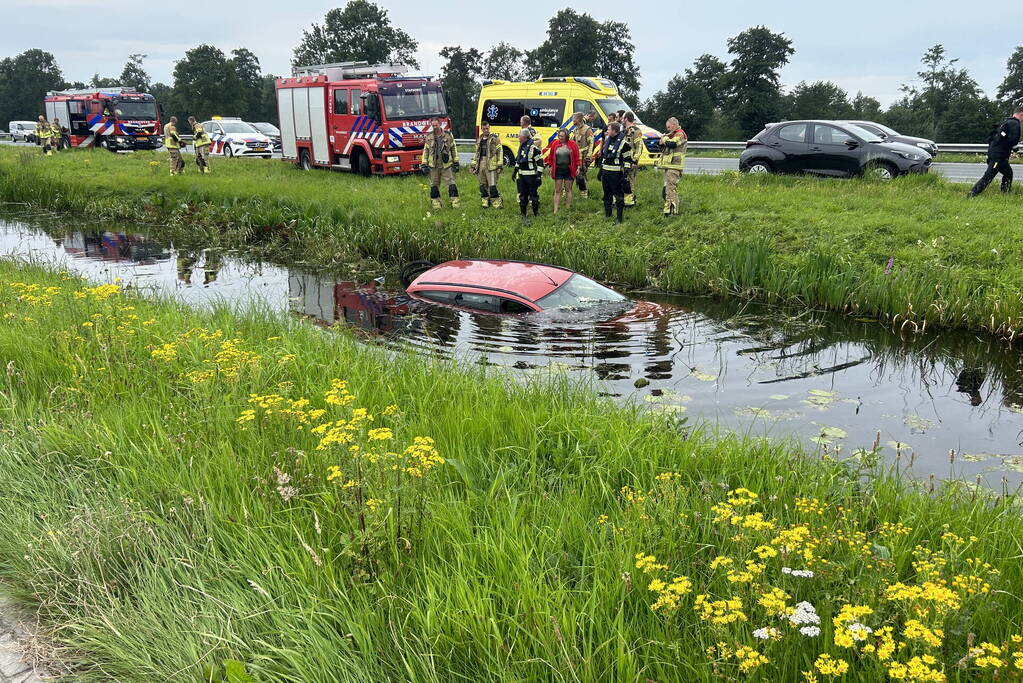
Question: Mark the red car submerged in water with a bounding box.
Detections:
[402,259,628,314]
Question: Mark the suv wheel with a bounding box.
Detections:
[867,162,896,182]
[745,160,773,174]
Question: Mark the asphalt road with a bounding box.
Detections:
[0,139,990,183]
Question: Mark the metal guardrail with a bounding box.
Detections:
[458,138,986,154]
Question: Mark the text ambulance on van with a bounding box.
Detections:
[475,76,662,166]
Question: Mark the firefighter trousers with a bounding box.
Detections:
[195,145,211,172]
[575,161,590,194]
[516,175,541,216]
[428,166,458,198]
[624,166,638,206]
[477,167,501,202]
[602,170,625,222]
[168,148,184,174]
[663,169,681,213]
[970,157,1013,195]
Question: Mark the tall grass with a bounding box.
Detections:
[2,262,1023,681]
[1,146,1022,340]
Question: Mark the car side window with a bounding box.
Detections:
[452,292,500,312]
[813,125,854,146]
[419,290,457,304]
[203,123,215,134]
[777,124,807,142]
[500,298,532,314]
[334,89,349,115]
[482,99,526,126]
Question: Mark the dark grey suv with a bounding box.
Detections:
[840,120,938,158]
[739,120,932,180]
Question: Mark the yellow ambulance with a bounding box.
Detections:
[475,76,662,166]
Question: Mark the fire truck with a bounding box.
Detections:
[275,62,451,175]
[44,87,163,151]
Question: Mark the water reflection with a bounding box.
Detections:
[3,214,1023,487]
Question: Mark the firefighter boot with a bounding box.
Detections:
[492,196,503,209]
[430,185,442,209]
[580,190,588,199]
[479,184,489,208]
[624,192,636,207]
[449,184,461,209]
[663,200,672,216]
[489,186,501,209]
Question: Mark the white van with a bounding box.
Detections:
[8,121,36,142]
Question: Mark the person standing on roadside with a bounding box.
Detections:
[570,112,594,199]
[512,128,544,221]
[36,115,52,155]
[623,112,645,207]
[520,115,539,144]
[969,105,1023,196]
[546,128,580,214]
[189,117,212,174]
[50,118,63,152]
[597,121,633,224]
[471,120,504,208]
[658,117,688,216]
[422,117,460,209]
[164,116,184,175]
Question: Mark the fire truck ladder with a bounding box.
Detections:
[291,61,408,79]
[46,86,138,96]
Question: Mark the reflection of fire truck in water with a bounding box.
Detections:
[275,62,451,175]
[61,232,171,264]
[44,87,163,151]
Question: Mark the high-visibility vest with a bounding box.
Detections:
[658,129,688,171]
[36,122,51,139]
[192,123,211,148]
[164,123,181,150]
[600,134,633,172]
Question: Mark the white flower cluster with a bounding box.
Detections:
[788,601,820,628]
[847,622,873,641]
[781,566,815,578]
[752,627,782,640]
[799,626,821,637]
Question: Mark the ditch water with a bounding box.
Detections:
[3,213,1023,489]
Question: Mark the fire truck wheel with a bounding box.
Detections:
[355,151,371,177]
[298,150,311,171]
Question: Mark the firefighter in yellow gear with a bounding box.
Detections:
[658,117,688,216]
[623,112,645,207]
[422,118,459,209]
[189,116,212,174]
[36,115,53,155]
[50,118,63,152]
[471,121,504,208]
[164,116,184,175]
[570,112,595,198]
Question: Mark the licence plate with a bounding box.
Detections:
[254,147,266,151]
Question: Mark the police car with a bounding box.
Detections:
[200,117,273,158]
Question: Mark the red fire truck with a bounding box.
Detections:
[44,87,163,151]
[275,62,451,175]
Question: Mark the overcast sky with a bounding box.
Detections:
[3,0,1021,106]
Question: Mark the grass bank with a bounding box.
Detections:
[3,262,1023,681]
[1,146,1022,339]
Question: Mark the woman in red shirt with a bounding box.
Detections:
[546,128,581,214]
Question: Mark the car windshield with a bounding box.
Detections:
[252,122,279,136]
[843,124,884,142]
[219,121,259,134]
[111,101,158,119]
[380,83,446,120]
[595,98,640,123]
[862,121,898,136]
[537,274,627,309]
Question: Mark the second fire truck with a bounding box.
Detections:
[44,87,163,151]
[275,62,451,175]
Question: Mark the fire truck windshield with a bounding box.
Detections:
[380,83,446,121]
[111,101,158,120]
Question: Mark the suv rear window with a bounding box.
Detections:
[776,124,807,142]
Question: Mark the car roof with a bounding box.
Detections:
[409,259,575,302]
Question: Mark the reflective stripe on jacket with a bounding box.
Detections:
[515,139,544,176]
[164,123,181,150]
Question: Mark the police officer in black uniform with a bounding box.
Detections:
[969,105,1023,197]
[597,121,633,223]
[512,128,544,221]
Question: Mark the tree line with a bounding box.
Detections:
[2,1,1023,142]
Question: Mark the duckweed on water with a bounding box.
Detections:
[2,260,1023,681]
